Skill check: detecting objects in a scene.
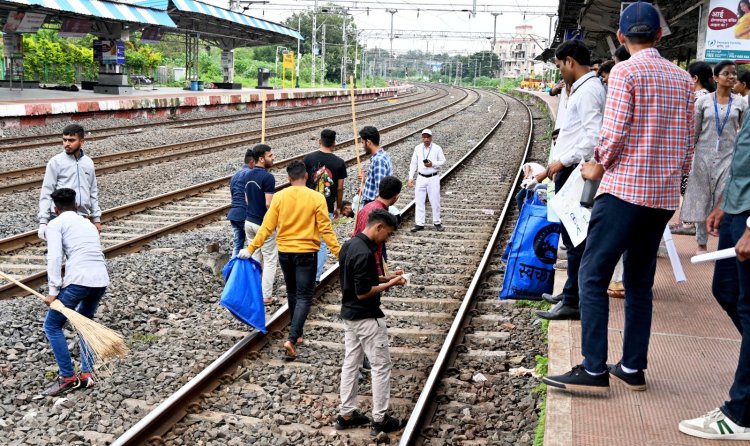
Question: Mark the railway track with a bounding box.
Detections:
[0,86,444,194]
[0,86,478,298]
[0,87,417,152]
[109,91,535,445]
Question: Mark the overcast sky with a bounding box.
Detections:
[209,0,558,54]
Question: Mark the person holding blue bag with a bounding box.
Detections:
[533,39,605,320]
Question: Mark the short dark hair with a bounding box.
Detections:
[342,200,352,208]
[359,126,380,146]
[51,188,76,209]
[366,208,398,229]
[591,58,603,65]
[252,144,272,162]
[554,39,591,67]
[287,160,307,180]
[614,45,630,62]
[739,70,750,87]
[62,124,85,139]
[244,148,254,164]
[625,33,657,45]
[320,129,336,148]
[714,60,736,77]
[378,176,402,200]
[598,60,615,76]
[688,61,716,92]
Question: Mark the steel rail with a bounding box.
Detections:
[0,87,477,299]
[0,88,444,192]
[398,92,534,445]
[0,88,415,152]
[111,88,502,446]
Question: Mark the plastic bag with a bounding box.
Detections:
[220,257,267,333]
[499,191,561,300]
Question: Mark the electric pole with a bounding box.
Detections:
[296,15,301,87]
[320,24,326,87]
[311,0,317,86]
[386,9,397,78]
[341,11,347,87]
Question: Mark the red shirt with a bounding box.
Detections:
[594,48,695,211]
[352,200,387,275]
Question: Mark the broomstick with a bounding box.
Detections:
[0,271,128,365]
[349,76,367,212]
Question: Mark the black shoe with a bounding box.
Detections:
[434,224,444,231]
[536,302,580,320]
[410,225,424,233]
[362,355,372,371]
[542,293,563,304]
[542,365,609,393]
[43,375,81,397]
[371,414,402,436]
[608,362,646,391]
[335,410,370,430]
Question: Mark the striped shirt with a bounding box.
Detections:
[594,48,695,210]
[362,149,392,201]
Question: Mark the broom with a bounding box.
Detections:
[349,76,367,212]
[0,271,129,364]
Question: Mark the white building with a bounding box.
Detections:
[494,25,547,79]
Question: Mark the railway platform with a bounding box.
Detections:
[518,88,746,445]
[0,85,401,128]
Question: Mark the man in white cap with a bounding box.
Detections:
[407,129,446,232]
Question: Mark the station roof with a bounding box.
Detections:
[0,0,175,27]
[543,0,702,62]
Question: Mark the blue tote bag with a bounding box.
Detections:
[499,192,561,300]
[220,257,267,333]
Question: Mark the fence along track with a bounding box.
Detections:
[111,91,533,446]
[0,87,477,299]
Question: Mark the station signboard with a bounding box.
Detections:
[705,0,750,61]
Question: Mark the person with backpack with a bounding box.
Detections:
[304,129,348,283]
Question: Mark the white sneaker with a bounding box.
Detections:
[679,408,750,440]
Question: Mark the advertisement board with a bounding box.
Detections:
[94,39,126,65]
[705,0,750,61]
[59,18,92,38]
[140,27,162,44]
[3,11,46,33]
[2,33,23,58]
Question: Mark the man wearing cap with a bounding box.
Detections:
[407,129,446,232]
[543,2,695,394]
[535,39,606,321]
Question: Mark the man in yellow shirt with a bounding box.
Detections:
[239,160,341,359]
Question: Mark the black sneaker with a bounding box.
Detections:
[335,410,370,430]
[410,225,424,233]
[608,362,646,391]
[434,224,444,231]
[43,375,81,397]
[371,414,402,436]
[542,293,563,304]
[542,364,609,393]
[78,372,95,389]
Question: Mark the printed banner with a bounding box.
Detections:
[548,162,590,247]
[59,18,92,38]
[705,0,750,61]
[3,11,46,33]
[2,33,23,58]
[94,39,126,65]
[140,27,163,44]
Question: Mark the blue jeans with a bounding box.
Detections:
[555,165,585,307]
[714,211,750,427]
[230,220,246,257]
[278,252,317,344]
[44,284,107,377]
[578,194,673,374]
[316,212,334,281]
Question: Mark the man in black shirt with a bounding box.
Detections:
[304,129,348,282]
[335,209,405,436]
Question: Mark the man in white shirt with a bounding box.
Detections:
[408,129,446,232]
[535,39,606,321]
[42,188,110,397]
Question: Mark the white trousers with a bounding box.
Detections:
[415,174,441,226]
[245,221,278,299]
[339,318,392,422]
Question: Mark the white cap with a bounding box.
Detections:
[421,129,432,136]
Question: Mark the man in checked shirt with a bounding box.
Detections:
[357,126,393,207]
[543,1,695,394]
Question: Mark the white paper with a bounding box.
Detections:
[691,248,737,264]
[548,162,590,247]
[662,227,686,283]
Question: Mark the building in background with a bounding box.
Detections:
[493,25,547,79]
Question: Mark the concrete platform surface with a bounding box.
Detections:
[545,233,744,446]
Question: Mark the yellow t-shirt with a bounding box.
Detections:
[248,185,341,256]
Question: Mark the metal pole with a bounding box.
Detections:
[321,24,326,87]
[341,11,347,87]
[296,15,301,88]
[311,0,317,86]
[354,35,358,87]
[386,9,397,77]
[275,46,279,87]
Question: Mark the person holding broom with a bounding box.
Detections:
[42,188,110,396]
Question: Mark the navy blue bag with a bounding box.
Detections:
[220,257,267,333]
[499,192,561,300]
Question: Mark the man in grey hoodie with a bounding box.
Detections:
[38,124,102,240]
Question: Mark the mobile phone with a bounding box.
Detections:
[423,159,429,164]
